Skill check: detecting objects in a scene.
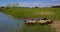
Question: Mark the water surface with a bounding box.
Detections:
[0,12,24,32]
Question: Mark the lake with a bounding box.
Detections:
[0,12,24,32]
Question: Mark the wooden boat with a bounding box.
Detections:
[24,18,53,24]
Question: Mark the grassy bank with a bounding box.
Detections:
[22,24,55,32]
[0,8,60,20]
[0,8,59,32]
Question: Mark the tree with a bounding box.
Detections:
[12,3,19,8]
[4,3,20,8]
[51,5,60,8]
[34,6,39,8]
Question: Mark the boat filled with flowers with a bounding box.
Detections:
[24,18,53,25]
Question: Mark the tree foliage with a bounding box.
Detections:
[51,5,60,8]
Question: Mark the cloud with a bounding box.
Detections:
[0,0,60,7]
[18,2,60,7]
[19,2,39,7]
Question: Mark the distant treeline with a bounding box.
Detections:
[0,5,60,9]
[51,5,60,8]
[0,7,39,9]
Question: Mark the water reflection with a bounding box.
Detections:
[0,12,24,32]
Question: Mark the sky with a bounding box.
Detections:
[0,0,60,7]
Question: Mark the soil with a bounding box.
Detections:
[51,20,60,32]
[34,11,55,15]
[40,11,55,15]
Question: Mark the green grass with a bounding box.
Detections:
[0,8,60,20]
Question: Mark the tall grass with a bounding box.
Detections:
[22,24,54,32]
